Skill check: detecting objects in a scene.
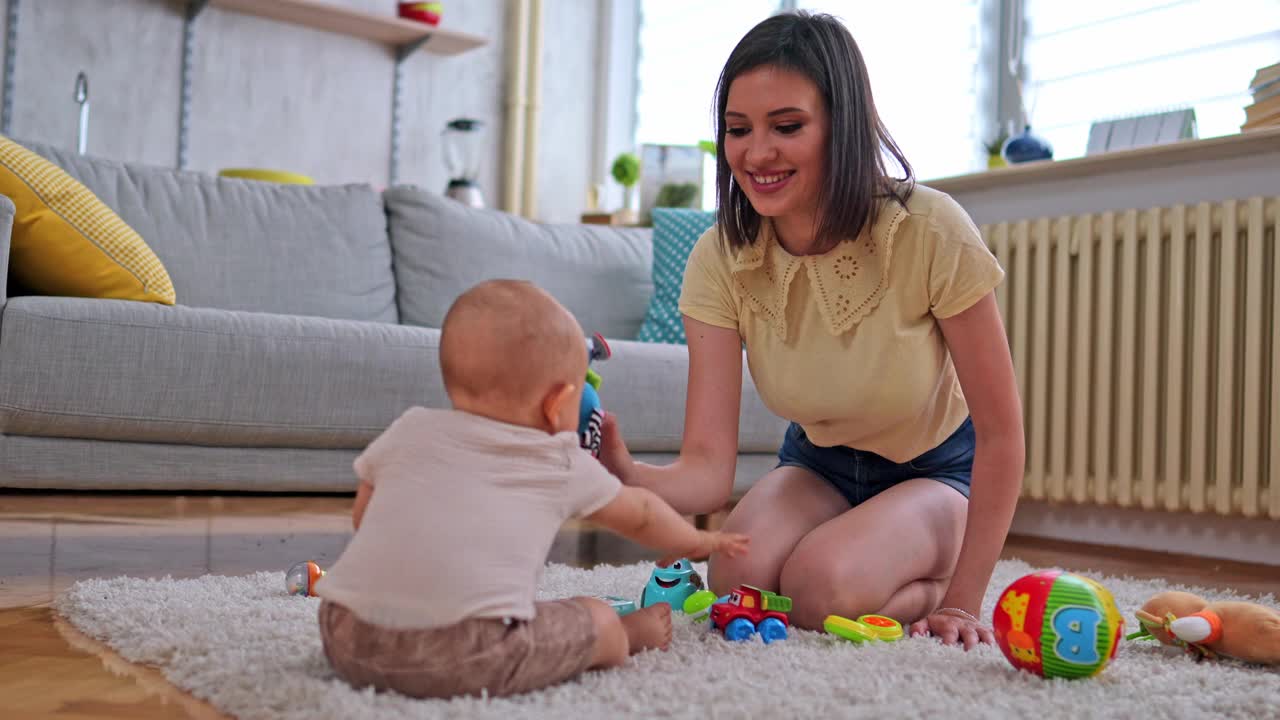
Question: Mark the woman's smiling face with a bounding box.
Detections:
[723,64,829,247]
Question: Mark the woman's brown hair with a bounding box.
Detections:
[713,11,915,251]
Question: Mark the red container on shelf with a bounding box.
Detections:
[398,2,442,26]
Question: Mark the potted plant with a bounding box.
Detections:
[639,181,700,226]
[610,152,640,223]
[984,128,1010,169]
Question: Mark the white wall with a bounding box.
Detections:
[0,0,617,224]
[184,1,402,187]
[535,0,599,223]
[8,0,185,169]
[1010,499,1280,568]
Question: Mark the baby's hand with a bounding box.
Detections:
[705,530,750,559]
[597,412,637,483]
[660,530,749,566]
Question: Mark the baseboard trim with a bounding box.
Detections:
[1010,498,1280,567]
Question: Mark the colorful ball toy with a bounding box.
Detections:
[992,569,1124,679]
[285,560,325,597]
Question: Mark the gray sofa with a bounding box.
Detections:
[0,140,786,500]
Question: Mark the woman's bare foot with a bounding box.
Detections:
[620,603,672,653]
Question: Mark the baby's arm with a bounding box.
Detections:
[586,486,748,563]
[351,479,374,531]
[350,434,383,532]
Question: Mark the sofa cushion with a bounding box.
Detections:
[383,186,653,339]
[637,208,716,345]
[0,433,777,495]
[0,296,439,449]
[0,136,175,304]
[14,140,396,323]
[0,297,785,454]
[0,433,365,492]
[587,337,786,454]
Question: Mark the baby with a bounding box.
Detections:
[314,278,749,699]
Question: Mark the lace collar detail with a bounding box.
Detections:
[727,202,908,341]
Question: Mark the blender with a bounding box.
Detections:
[442,117,485,208]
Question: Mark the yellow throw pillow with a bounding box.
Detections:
[0,136,175,304]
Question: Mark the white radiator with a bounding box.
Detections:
[981,197,1279,519]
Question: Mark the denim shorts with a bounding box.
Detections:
[776,417,975,506]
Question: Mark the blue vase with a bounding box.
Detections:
[1002,125,1053,164]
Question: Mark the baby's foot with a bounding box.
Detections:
[621,603,672,653]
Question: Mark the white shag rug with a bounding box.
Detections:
[56,558,1280,720]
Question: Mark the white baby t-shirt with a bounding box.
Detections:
[314,406,621,630]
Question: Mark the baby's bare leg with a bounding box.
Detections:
[621,603,672,653]
[574,598,672,670]
[576,597,628,669]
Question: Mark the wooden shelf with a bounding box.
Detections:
[208,0,487,56]
[926,125,1280,195]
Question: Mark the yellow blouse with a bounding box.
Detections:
[678,184,1004,463]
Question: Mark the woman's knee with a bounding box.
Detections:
[779,555,836,628]
[707,469,844,596]
[779,547,883,630]
[705,505,781,595]
[707,549,774,597]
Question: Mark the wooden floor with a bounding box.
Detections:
[2,491,1278,719]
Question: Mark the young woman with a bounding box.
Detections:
[599,11,1024,650]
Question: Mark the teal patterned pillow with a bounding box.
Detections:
[637,208,717,344]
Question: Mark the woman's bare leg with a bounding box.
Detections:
[707,465,850,596]
[778,478,968,630]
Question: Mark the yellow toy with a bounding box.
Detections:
[823,614,904,643]
[1129,590,1280,665]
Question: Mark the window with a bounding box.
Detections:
[634,1,782,149]
[794,1,988,180]
[633,1,782,210]
[629,1,1280,183]
[1022,0,1280,159]
[635,1,988,181]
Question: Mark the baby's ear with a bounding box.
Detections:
[540,381,579,432]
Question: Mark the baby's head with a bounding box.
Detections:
[439,279,587,433]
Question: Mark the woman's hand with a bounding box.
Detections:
[597,412,637,483]
[909,609,995,651]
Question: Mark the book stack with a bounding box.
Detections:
[1242,61,1280,131]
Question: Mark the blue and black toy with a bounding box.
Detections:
[578,332,610,457]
